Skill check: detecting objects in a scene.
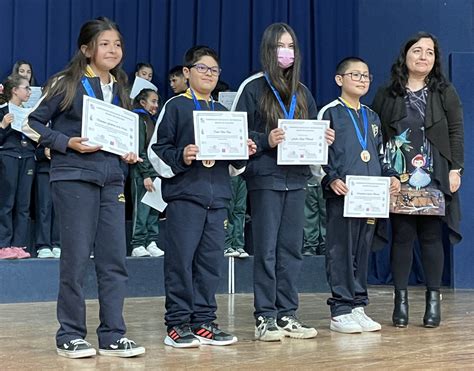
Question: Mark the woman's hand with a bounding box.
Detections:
[144,177,155,192]
[390,176,401,194]
[1,113,14,129]
[247,139,257,156]
[325,127,336,145]
[268,128,285,148]
[449,170,461,193]
[67,137,102,153]
[183,144,199,165]
[121,152,142,164]
[330,179,349,196]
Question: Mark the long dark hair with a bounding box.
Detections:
[132,88,158,111]
[389,31,447,97]
[42,17,130,111]
[259,23,308,130]
[11,60,36,85]
[0,74,29,104]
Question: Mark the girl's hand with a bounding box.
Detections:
[1,113,14,128]
[183,144,199,165]
[144,177,155,192]
[325,128,336,145]
[121,152,142,164]
[390,176,401,194]
[247,139,257,156]
[45,147,51,160]
[268,128,285,148]
[67,137,102,153]
[449,170,461,193]
[330,179,349,196]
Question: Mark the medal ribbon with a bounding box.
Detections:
[81,77,120,106]
[264,73,296,119]
[339,98,368,151]
[190,88,215,111]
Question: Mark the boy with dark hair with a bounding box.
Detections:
[150,46,256,348]
[168,65,188,95]
[320,57,400,334]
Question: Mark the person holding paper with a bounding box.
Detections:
[134,62,154,82]
[149,45,256,348]
[320,57,400,334]
[0,74,34,259]
[233,23,334,342]
[22,17,145,358]
[129,88,164,258]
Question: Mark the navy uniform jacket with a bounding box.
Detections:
[149,90,245,209]
[232,72,317,191]
[0,105,35,158]
[319,99,397,198]
[130,111,158,179]
[23,75,125,186]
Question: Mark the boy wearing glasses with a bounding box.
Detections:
[319,57,400,334]
[149,46,256,348]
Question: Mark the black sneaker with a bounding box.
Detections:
[98,337,145,357]
[164,324,200,348]
[192,322,238,346]
[255,316,283,341]
[56,339,96,359]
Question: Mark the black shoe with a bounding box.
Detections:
[423,290,441,328]
[164,324,200,348]
[56,339,96,359]
[192,322,238,346]
[392,289,409,327]
[98,337,145,357]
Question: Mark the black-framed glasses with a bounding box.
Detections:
[189,63,221,77]
[341,72,373,82]
[18,86,32,91]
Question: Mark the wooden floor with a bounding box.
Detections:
[1,287,474,370]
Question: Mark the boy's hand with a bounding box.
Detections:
[390,176,401,194]
[247,139,257,156]
[67,137,102,153]
[325,128,335,145]
[144,177,155,192]
[183,144,199,165]
[330,179,349,195]
[268,128,285,148]
[122,152,143,164]
[1,113,14,128]
[449,170,461,193]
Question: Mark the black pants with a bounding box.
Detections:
[325,197,375,317]
[35,170,60,250]
[390,214,444,290]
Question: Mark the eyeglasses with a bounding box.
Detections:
[18,86,32,91]
[340,72,373,82]
[189,63,221,77]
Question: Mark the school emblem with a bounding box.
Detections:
[371,123,379,138]
[118,193,126,203]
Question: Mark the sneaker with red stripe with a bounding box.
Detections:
[192,322,237,346]
[164,324,200,348]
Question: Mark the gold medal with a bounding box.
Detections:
[202,160,215,168]
[360,150,371,162]
[400,173,409,183]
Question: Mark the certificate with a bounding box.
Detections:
[81,95,139,156]
[8,103,30,132]
[130,76,157,99]
[194,111,248,160]
[277,119,329,165]
[141,178,167,212]
[23,87,42,109]
[343,175,390,218]
[218,92,237,110]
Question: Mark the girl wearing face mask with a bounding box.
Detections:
[233,23,335,342]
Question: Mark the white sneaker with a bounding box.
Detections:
[52,247,61,259]
[352,307,381,332]
[37,248,54,259]
[236,247,249,258]
[255,316,283,341]
[146,242,164,257]
[277,315,318,339]
[330,313,363,334]
[131,246,151,257]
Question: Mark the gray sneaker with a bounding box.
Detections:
[236,247,249,258]
[277,315,318,339]
[255,316,283,341]
[37,248,54,259]
[224,247,240,257]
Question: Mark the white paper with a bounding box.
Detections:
[343,175,390,218]
[141,178,167,212]
[218,92,237,110]
[130,76,157,100]
[81,95,139,156]
[22,87,42,109]
[277,119,329,165]
[8,103,30,132]
[193,111,248,160]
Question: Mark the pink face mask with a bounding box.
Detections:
[277,47,295,69]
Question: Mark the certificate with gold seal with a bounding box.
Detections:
[193,111,248,160]
[277,119,329,165]
[343,175,390,218]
